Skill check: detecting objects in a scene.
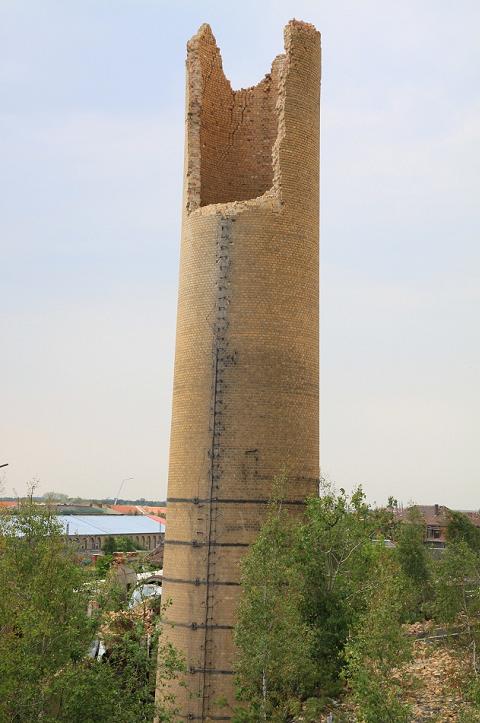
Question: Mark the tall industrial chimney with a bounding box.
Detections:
[158,20,321,720]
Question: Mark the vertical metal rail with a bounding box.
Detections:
[201,218,232,719]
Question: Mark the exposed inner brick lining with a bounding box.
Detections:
[187,24,284,208]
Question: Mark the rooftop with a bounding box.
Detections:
[58,514,165,537]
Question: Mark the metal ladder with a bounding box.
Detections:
[201,218,232,719]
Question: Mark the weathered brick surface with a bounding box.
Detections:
[157,20,321,721]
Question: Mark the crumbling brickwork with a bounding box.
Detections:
[157,20,321,721]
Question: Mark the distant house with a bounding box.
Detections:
[396,504,480,548]
[58,514,165,554]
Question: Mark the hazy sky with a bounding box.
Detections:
[1,1,479,507]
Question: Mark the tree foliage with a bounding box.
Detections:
[343,553,413,722]
[101,535,138,555]
[234,485,480,721]
[447,511,480,552]
[0,502,93,719]
[0,501,183,722]
[298,485,381,694]
[42,491,69,501]
[234,497,316,721]
[102,535,116,554]
[234,483,411,720]
[395,505,432,619]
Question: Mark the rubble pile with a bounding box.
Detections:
[404,637,470,721]
[300,622,479,721]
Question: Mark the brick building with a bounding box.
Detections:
[59,514,165,553]
[397,504,480,548]
[158,20,321,720]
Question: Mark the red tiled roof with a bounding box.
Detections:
[461,511,480,526]
[396,505,450,526]
[108,504,166,518]
[108,504,140,514]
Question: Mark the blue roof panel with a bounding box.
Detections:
[58,515,165,536]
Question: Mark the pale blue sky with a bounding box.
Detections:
[1,1,479,506]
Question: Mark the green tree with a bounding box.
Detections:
[0,501,93,720]
[396,506,429,584]
[447,511,480,552]
[434,541,480,629]
[116,535,139,552]
[50,607,182,722]
[234,483,389,718]
[298,485,380,695]
[343,552,413,722]
[103,535,116,554]
[395,506,431,619]
[96,553,114,578]
[433,541,480,707]
[42,490,69,502]
[234,484,434,719]
[0,501,183,722]
[234,493,316,721]
[372,496,399,542]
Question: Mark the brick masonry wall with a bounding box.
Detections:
[157,20,321,721]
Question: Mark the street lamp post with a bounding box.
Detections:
[113,476,133,506]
